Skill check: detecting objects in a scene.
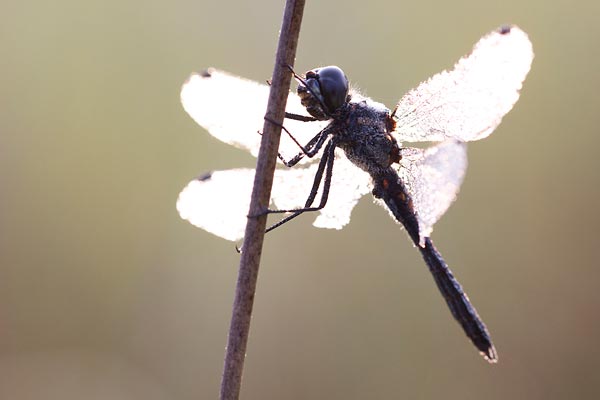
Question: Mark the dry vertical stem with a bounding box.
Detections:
[219,0,307,399]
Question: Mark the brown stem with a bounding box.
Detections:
[219,1,306,399]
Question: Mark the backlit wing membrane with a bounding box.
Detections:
[393,26,533,142]
[177,169,254,241]
[181,69,330,164]
[177,151,372,241]
[393,140,467,245]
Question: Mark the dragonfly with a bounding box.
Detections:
[177,25,534,362]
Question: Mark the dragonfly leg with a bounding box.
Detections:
[264,140,336,233]
[285,112,318,122]
[264,116,330,167]
[248,140,336,234]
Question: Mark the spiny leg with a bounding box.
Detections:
[264,139,336,234]
[285,112,318,122]
[264,116,329,167]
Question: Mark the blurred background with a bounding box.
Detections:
[1,0,599,398]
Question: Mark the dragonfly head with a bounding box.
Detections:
[297,66,349,120]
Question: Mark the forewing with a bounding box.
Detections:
[177,151,371,241]
[393,25,534,142]
[395,140,467,244]
[180,69,330,163]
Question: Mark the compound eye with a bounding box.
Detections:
[306,66,349,113]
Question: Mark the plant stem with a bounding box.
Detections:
[219,1,306,399]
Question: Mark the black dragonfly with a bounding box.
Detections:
[177,25,534,362]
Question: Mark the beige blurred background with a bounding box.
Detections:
[2,0,599,398]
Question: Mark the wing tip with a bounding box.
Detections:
[195,171,214,182]
[498,25,513,35]
[494,24,533,53]
[496,24,527,36]
[200,68,215,78]
[182,67,217,86]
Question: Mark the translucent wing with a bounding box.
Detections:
[177,169,254,241]
[393,25,534,142]
[393,140,467,245]
[180,69,330,163]
[176,151,372,241]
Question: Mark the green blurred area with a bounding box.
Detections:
[1,0,599,398]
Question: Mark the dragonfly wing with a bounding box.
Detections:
[180,69,330,163]
[177,151,371,241]
[177,169,255,241]
[394,140,467,244]
[393,25,534,142]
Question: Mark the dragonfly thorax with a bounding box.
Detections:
[333,98,401,174]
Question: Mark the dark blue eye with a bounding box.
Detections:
[304,66,349,113]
